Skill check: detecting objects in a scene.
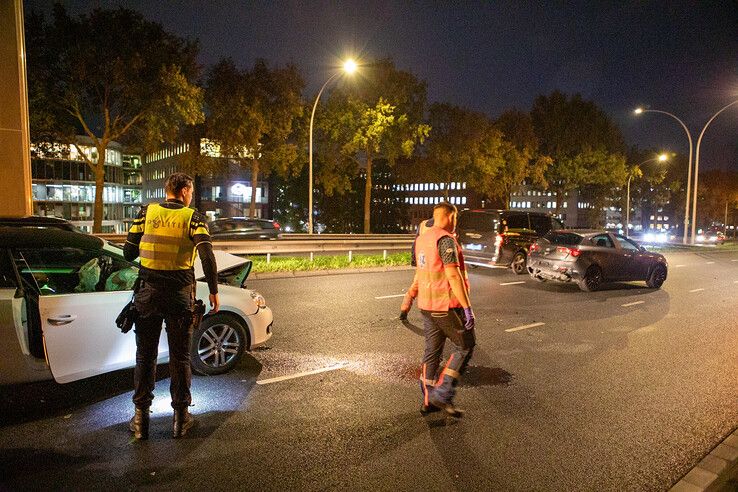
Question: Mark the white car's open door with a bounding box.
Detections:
[40,290,167,383]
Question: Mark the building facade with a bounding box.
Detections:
[141,140,271,221]
[30,138,142,232]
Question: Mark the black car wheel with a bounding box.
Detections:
[511,252,527,275]
[646,264,667,289]
[190,314,248,376]
[578,265,603,292]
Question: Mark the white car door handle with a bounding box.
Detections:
[47,315,78,325]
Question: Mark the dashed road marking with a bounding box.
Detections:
[706,261,715,264]
[734,280,738,284]
[622,300,645,307]
[689,288,705,293]
[506,322,545,333]
[374,294,406,299]
[675,264,686,268]
[256,363,349,385]
[500,281,526,286]
[732,259,738,262]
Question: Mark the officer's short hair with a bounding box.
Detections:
[165,173,194,195]
[434,201,457,215]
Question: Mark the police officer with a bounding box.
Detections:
[412,202,474,417]
[124,173,220,439]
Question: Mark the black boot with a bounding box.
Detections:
[128,407,150,440]
[172,408,195,438]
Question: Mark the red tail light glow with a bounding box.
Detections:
[529,243,540,252]
[273,221,281,229]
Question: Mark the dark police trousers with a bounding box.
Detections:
[419,308,476,405]
[133,281,195,410]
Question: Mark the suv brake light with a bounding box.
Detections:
[273,221,281,229]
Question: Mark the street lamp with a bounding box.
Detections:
[625,153,669,237]
[308,59,358,234]
[689,100,738,243]
[634,107,693,244]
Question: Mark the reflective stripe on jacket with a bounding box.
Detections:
[415,226,468,311]
[138,203,199,270]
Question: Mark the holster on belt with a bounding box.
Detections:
[192,299,206,328]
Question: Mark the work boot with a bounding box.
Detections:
[428,391,464,418]
[128,407,150,440]
[172,408,195,438]
[420,403,441,415]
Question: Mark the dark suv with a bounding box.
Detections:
[457,209,564,274]
[208,217,281,240]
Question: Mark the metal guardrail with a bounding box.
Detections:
[95,233,414,256]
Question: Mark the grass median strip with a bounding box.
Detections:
[249,252,412,273]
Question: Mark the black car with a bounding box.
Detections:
[0,215,78,231]
[208,217,281,240]
[527,230,668,291]
[457,209,564,274]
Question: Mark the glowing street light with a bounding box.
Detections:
[625,153,669,237]
[634,107,693,244]
[308,59,358,234]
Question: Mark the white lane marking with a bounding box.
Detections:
[689,288,705,293]
[506,322,545,333]
[675,264,686,268]
[732,259,738,262]
[622,301,645,307]
[500,281,526,286]
[734,280,738,284]
[256,363,349,385]
[374,294,405,299]
[706,261,715,264]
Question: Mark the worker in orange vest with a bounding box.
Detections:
[412,201,475,417]
[400,217,433,320]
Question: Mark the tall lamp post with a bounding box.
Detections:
[625,153,668,237]
[634,108,693,244]
[689,100,738,243]
[308,59,357,234]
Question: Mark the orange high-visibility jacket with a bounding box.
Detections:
[414,226,469,311]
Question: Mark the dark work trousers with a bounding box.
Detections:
[133,281,195,410]
[420,307,476,405]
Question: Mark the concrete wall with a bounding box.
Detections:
[0,0,32,217]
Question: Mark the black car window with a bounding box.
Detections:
[457,211,500,232]
[614,235,640,251]
[544,232,583,246]
[259,221,276,230]
[529,215,553,235]
[504,213,530,232]
[591,234,615,248]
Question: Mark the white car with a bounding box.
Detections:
[0,226,273,385]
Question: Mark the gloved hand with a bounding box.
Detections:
[462,306,475,330]
[400,292,414,320]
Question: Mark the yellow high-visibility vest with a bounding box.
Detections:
[132,204,207,270]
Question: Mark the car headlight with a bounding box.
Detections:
[696,234,705,242]
[250,290,267,308]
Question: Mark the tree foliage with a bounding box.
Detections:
[205,58,304,217]
[27,6,203,231]
[315,59,429,233]
[531,91,626,212]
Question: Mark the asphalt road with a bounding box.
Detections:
[1,249,737,491]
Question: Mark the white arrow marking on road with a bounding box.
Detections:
[506,322,545,333]
[675,264,686,268]
[374,294,406,299]
[256,362,349,385]
[500,281,526,286]
[689,288,705,293]
[706,261,715,264]
[622,300,645,307]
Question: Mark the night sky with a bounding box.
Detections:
[26,0,738,170]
